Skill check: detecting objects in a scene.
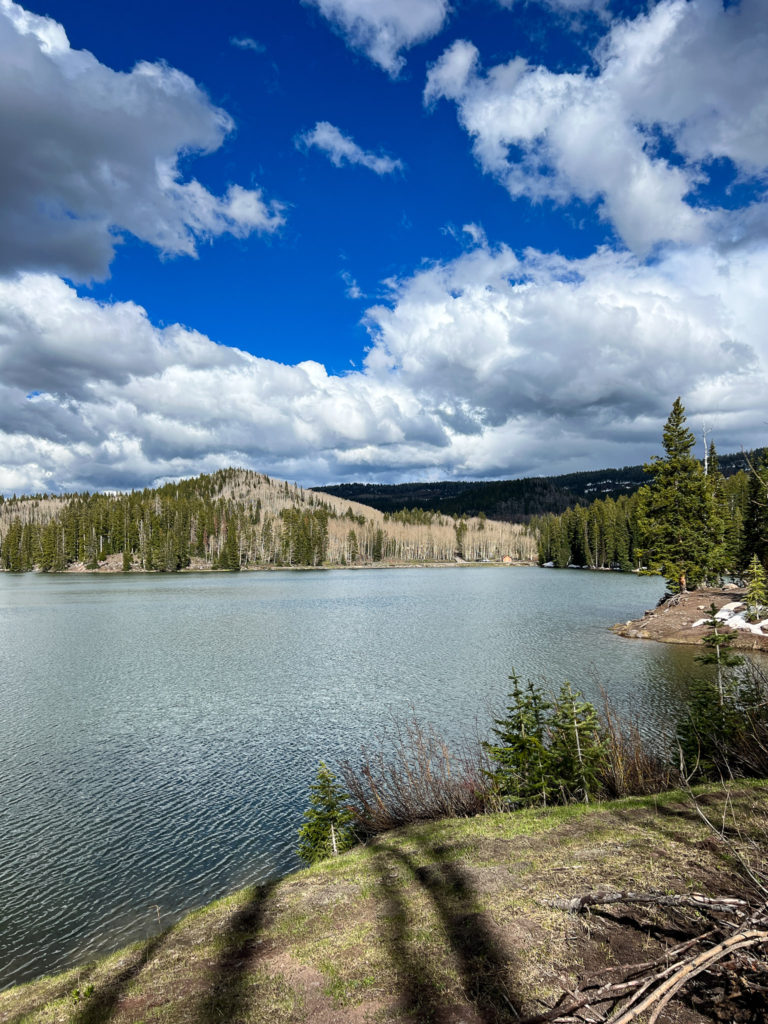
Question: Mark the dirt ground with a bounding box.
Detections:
[2,784,766,1024]
[613,587,768,652]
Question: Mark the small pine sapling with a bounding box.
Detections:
[744,554,767,623]
[297,762,357,866]
[695,603,743,705]
[483,673,554,807]
[549,681,605,804]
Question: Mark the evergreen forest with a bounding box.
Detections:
[0,468,536,572]
[536,400,768,592]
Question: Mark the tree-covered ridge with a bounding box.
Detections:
[314,449,764,522]
[0,468,537,572]
[536,403,767,590]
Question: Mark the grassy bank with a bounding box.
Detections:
[2,782,766,1024]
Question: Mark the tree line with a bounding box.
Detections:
[0,468,537,572]
[535,399,767,591]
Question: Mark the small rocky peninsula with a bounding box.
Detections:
[614,586,768,652]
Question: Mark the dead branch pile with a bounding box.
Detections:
[520,895,766,1023]
[522,791,768,1024]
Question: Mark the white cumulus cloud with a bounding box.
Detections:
[304,0,450,76]
[299,121,403,174]
[0,0,284,281]
[2,233,767,493]
[425,0,768,254]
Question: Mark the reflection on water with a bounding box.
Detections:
[0,567,763,988]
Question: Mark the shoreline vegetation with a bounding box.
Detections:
[0,555,537,574]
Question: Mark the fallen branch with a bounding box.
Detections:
[610,928,768,1024]
[520,887,768,1024]
[546,888,749,917]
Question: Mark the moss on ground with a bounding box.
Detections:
[1,782,766,1024]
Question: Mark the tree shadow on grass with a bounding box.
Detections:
[370,847,451,1023]
[193,882,273,1024]
[375,835,522,1023]
[3,885,274,1024]
[69,929,169,1024]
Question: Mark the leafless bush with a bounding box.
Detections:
[340,715,496,835]
[723,662,768,780]
[598,694,679,798]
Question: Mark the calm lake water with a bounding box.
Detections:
[0,566,739,988]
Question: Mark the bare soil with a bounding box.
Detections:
[613,587,768,652]
[2,784,766,1024]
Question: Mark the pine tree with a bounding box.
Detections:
[372,528,384,562]
[483,674,554,807]
[637,398,717,592]
[744,554,767,623]
[703,442,729,581]
[297,763,357,865]
[695,604,743,704]
[549,682,605,804]
[742,452,768,570]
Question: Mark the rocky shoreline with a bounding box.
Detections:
[613,585,768,652]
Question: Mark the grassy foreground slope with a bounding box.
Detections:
[2,784,766,1024]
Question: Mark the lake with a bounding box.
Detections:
[0,566,726,988]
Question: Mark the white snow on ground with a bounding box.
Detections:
[691,602,768,635]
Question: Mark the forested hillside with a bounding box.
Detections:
[0,469,536,572]
[316,449,764,522]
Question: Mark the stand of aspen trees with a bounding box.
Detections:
[0,468,537,571]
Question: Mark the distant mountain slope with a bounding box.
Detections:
[315,449,764,522]
[0,468,536,571]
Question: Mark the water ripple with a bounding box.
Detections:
[1,567,741,989]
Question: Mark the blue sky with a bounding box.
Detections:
[1,0,767,493]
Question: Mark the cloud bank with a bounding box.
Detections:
[0,0,283,282]
[3,236,766,493]
[2,0,767,495]
[425,0,768,253]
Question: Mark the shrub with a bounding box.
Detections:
[598,695,677,797]
[340,716,493,835]
[677,662,768,781]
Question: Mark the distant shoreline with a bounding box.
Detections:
[0,558,538,575]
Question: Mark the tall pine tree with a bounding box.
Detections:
[742,451,768,571]
[637,398,718,592]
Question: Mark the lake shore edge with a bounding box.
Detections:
[613,585,768,652]
[0,556,537,574]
